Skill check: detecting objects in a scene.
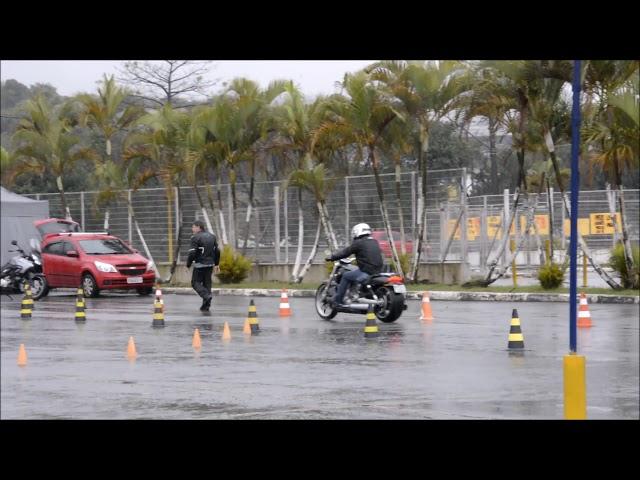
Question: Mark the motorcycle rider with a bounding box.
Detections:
[324,223,383,307]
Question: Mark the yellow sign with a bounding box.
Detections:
[487,215,516,239]
[564,218,591,236]
[447,217,480,241]
[589,213,622,235]
[520,214,550,235]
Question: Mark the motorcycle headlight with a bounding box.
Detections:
[146,261,154,272]
[94,261,118,273]
[33,258,41,265]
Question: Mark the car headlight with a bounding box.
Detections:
[94,261,118,273]
[146,261,154,272]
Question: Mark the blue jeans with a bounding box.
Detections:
[333,268,370,304]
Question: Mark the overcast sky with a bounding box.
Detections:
[0,60,376,98]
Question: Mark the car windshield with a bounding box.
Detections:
[78,239,131,255]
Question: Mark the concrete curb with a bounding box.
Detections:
[161,287,639,304]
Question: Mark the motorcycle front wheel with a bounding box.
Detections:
[29,274,49,300]
[315,281,338,320]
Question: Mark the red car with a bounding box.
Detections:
[40,232,156,297]
[371,230,414,257]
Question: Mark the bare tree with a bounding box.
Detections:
[117,61,217,107]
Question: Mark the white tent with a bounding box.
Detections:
[1,187,49,265]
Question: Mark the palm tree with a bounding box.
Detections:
[76,75,144,230]
[223,78,288,255]
[583,61,639,287]
[128,104,192,281]
[1,146,16,187]
[282,161,339,282]
[369,60,466,281]
[378,116,414,255]
[270,83,329,281]
[11,95,88,220]
[318,71,405,277]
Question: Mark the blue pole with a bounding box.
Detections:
[569,60,582,353]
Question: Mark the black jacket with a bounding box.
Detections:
[328,236,383,275]
[187,231,220,268]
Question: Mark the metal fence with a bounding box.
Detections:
[26,172,639,270]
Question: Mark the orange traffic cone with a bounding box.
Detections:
[279,289,291,317]
[243,318,251,335]
[127,336,137,359]
[577,293,593,328]
[17,343,27,366]
[222,321,231,341]
[192,328,202,349]
[419,291,434,321]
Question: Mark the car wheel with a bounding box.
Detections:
[82,273,99,298]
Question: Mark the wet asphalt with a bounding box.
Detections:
[1,291,638,419]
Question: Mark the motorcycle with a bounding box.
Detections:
[0,239,48,300]
[315,257,408,323]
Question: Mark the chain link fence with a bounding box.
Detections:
[27,173,639,270]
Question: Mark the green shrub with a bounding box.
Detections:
[390,253,411,276]
[609,243,640,289]
[215,245,253,284]
[537,262,565,289]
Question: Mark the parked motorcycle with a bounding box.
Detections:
[0,239,48,300]
[315,257,407,322]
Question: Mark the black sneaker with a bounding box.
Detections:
[200,296,212,311]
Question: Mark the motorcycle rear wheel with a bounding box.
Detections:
[374,286,404,323]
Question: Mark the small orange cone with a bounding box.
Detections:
[17,343,27,366]
[243,318,251,335]
[279,289,291,317]
[222,321,231,341]
[192,328,202,349]
[127,336,137,359]
[577,292,593,328]
[419,291,434,321]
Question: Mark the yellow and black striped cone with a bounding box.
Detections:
[364,305,379,338]
[74,287,86,322]
[247,299,260,334]
[20,283,33,320]
[24,282,34,310]
[508,308,524,349]
[154,283,164,312]
[152,298,165,327]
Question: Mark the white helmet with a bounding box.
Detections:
[352,223,372,239]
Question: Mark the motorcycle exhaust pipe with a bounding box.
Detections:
[356,298,384,305]
[343,304,371,310]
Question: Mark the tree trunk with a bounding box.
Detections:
[612,158,636,284]
[194,182,213,232]
[394,162,407,255]
[484,187,522,285]
[410,125,428,282]
[103,209,110,231]
[295,221,322,283]
[229,164,237,249]
[214,169,228,245]
[167,185,184,283]
[546,178,554,261]
[488,117,498,193]
[547,134,622,289]
[290,187,305,282]
[127,200,160,278]
[56,176,71,220]
[241,159,256,255]
[205,183,223,244]
[317,201,338,250]
[370,145,404,277]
